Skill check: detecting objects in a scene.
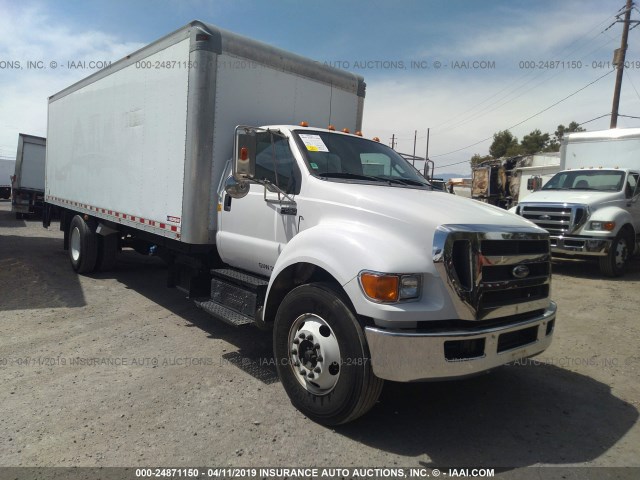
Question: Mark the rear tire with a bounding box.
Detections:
[69,215,98,274]
[273,282,383,425]
[599,231,631,277]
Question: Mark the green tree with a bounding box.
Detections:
[489,130,520,158]
[520,129,550,154]
[554,121,585,144]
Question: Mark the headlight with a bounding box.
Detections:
[359,271,421,303]
[589,221,615,231]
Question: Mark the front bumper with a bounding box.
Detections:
[550,236,611,256]
[364,302,556,382]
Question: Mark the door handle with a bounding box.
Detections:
[224,194,232,212]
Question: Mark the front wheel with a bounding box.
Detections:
[599,231,631,277]
[273,283,383,425]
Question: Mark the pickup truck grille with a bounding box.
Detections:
[433,225,551,321]
[518,203,588,236]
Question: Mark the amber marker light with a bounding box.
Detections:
[300,121,309,127]
[355,131,363,136]
[372,136,380,142]
[327,125,336,131]
[360,272,399,302]
[342,128,350,133]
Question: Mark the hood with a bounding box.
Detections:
[305,179,543,232]
[521,189,623,208]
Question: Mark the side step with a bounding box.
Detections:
[194,268,269,327]
[194,299,255,326]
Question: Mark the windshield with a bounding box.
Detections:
[292,129,429,187]
[542,170,625,192]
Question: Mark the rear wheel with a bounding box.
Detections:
[69,215,98,273]
[599,231,631,277]
[273,282,383,425]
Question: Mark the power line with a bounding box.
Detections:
[432,68,615,166]
[577,113,611,125]
[430,10,619,133]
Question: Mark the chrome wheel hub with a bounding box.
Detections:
[288,313,341,395]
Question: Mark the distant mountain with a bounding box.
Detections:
[432,172,471,180]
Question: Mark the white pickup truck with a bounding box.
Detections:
[515,128,640,276]
[44,20,557,424]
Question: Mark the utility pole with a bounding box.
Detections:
[424,128,430,178]
[390,134,396,149]
[611,0,636,128]
[412,130,417,165]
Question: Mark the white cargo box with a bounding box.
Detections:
[14,134,46,191]
[562,128,640,171]
[0,159,15,188]
[46,20,365,244]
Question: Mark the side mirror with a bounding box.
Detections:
[233,127,258,179]
[224,175,250,199]
[527,176,542,191]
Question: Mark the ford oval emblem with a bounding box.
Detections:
[539,214,551,220]
[512,264,530,279]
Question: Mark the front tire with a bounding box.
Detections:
[273,283,383,425]
[69,215,98,274]
[599,231,631,277]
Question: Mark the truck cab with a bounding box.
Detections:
[211,124,557,423]
[515,129,640,276]
[516,167,640,275]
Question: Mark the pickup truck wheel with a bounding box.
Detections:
[273,283,383,425]
[69,215,98,274]
[599,231,630,277]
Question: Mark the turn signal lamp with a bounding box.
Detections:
[590,221,615,231]
[327,125,336,131]
[360,273,399,302]
[239,147,248,161]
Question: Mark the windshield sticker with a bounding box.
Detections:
[310,162,319,169]
[299,134,329,152]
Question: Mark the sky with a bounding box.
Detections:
[0,0,638,175]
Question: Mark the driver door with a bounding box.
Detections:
[216,135,301,276]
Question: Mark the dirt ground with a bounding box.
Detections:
[1,199,639,478]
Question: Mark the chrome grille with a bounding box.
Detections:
[519,203,588,236]
[433,225,551,321]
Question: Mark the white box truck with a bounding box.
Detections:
[12,133,46,218]
[0,158,16,199]
[515,128,640,276]
[44,21,557,425]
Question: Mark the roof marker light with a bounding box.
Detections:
[300,121,309,127]
[327,125,336,131]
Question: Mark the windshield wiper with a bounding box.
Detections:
[375,176,428,187]
[318,172,388,182]
[318,172,428,187]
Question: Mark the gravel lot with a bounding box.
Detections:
[1,199,639,478]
